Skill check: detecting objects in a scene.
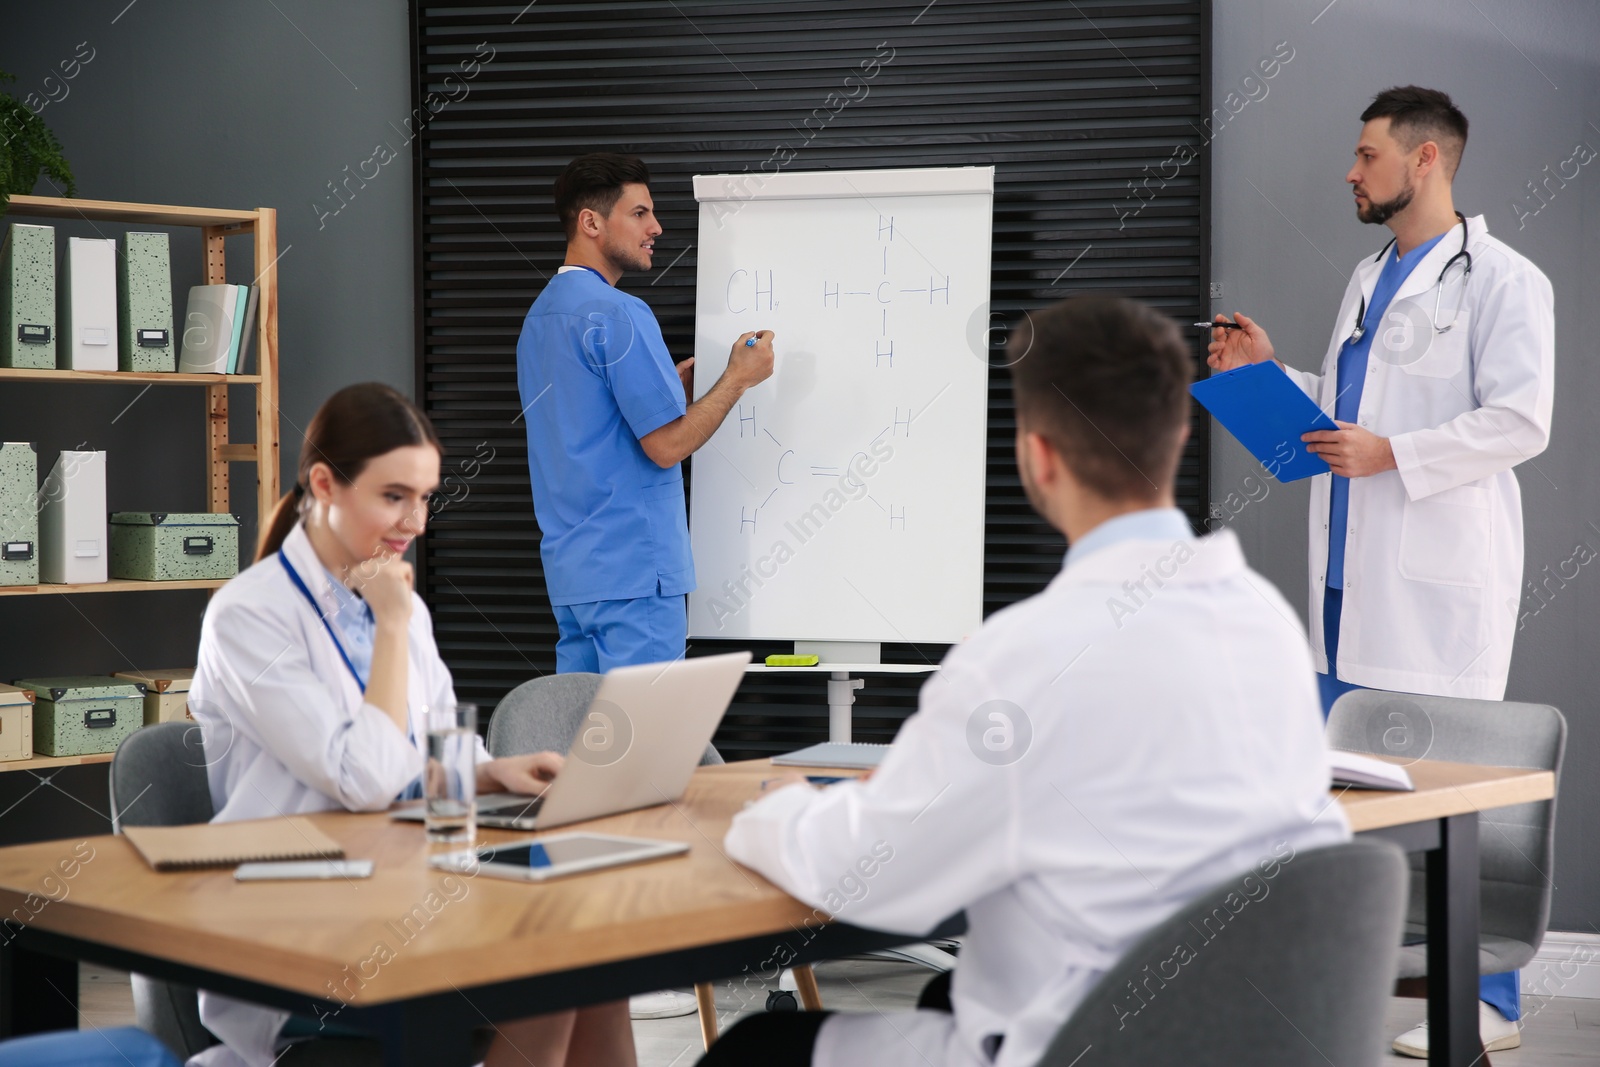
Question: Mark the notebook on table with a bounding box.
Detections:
[771,742,889,770]
[1329,749,1415,792]
[123,817,344,871]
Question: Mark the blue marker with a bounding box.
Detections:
[745,333,761,347]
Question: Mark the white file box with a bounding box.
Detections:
[38,450,107,584]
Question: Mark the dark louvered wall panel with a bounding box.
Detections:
[411,0,1211,759]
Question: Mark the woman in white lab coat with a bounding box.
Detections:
[187,383,635,1067]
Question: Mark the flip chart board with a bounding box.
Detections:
[687,167,992,644]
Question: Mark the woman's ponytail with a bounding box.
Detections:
[255,482,305,562]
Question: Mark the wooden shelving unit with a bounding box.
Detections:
[0,195,280,772]
[0,193,280,596]
[0,752,114,773]
[0,578,229,598]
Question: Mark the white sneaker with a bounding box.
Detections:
[629,989,699,1019]
[1392,1000,1521,1058]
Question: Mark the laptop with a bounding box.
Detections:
[393,651,750,831]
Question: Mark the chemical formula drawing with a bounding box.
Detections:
[688,167,992,644]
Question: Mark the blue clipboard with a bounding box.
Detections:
[1190,362,1338,482]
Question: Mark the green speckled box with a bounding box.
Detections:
[0,223,56,368]
[0,442,39,587]
[14,676,144,756]
[109,512,240,581]
[117,231,175,372]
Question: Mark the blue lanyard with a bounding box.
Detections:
[278,549,367,694]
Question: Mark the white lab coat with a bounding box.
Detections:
[725,529,1351,1067]
[184,523,487,1067]
[1284,215,1554,699]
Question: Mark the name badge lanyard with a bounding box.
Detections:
[278,550,426,758]
[279,550,367,691]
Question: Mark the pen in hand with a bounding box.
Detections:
[1194,320,1244,331]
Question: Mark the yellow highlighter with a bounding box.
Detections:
[765,654,821,666]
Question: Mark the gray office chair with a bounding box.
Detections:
[1037,838,1409,1066]
[110,724,408,1066]
[487,671,725,767]
[1327,690,1566,983]
[488,673,765,1050]
[109,722,221,1061]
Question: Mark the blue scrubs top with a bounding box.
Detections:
[1326,231,1447,589]
[515,266,694,606]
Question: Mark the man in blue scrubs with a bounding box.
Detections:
[1208,87,1554,1057]
[517,153,775,1020]
[517,153,774,676]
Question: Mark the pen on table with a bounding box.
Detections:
[760,775,847,790]
[1194,320,1244,331]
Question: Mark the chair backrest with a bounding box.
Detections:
[1039,839,1408,1067]
[487,673,723,765]
[1327,691,1565,950]
[109,723,220,1060]
[110,722,215,832]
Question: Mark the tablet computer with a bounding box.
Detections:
[428,832,689,882]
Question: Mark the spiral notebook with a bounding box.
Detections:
[771,742,889,770]
[123,817,344,871]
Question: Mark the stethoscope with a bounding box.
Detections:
[1349,211,1471,344]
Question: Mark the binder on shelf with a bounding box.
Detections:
[234,285,260,374]
[177,284,237,374]
[0,223,56,369]
[58,237,118,371]
[0,442,40,587]
[116,232,176,372]
[37,449,107,584]
[223,283,248,373]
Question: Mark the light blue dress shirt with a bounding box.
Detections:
[321,570,425,799]
[320,566,374,683]
[1065,507,1195,568]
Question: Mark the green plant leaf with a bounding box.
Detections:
[0,67,77,219]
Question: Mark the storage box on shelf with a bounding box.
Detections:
[0,684,34,762]
[15,676,144,756]
[112,668,194,725]
[109,512,240,581]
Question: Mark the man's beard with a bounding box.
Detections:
[603,236,652,274]
[1357,180,1415,225]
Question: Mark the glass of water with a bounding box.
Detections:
[425,703,477,844]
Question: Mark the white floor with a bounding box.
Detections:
[78,959,1600,1065]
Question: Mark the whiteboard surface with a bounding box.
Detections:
[687,168,991,644]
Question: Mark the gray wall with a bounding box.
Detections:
[0,0,413,681]
[1211,0,1600,930]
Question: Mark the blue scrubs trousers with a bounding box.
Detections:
[1320,587,1520,1022]
[553,593,687,673]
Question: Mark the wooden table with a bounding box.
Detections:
[1342,757,1554,1067]
[0,760,937,1065]
[0,757,1554,1067]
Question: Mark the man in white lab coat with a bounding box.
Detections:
[1207,86,1554,1054]
[700,296,1349,1067]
